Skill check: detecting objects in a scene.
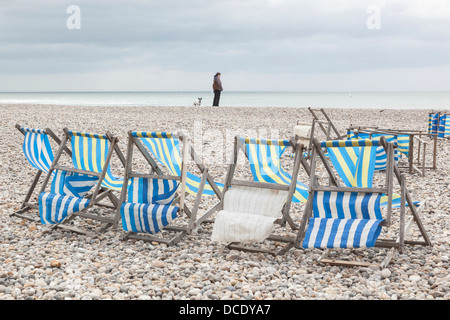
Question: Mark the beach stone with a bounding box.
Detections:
[381,269,392,278]
[50,260,62,268]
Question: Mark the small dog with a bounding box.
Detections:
[193,97,202,106]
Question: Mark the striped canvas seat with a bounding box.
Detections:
[428,113,449,139]
[347,131,399,170]
[21,127,54,173]
[120,203,180,234]
[120,177,180,234]
[241,137,309,203]
[38,170,98,224]
[69,131,124,191]
[211,186,289,242]
[323,139,416,208]
[131,131,223,196]
[438,114,449,138]
[302,191,384,249]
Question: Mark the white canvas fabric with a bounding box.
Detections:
[211,186,288,242]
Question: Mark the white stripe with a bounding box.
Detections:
[329,192,338,219]
[354,194,364,219]
[307,218,322,248]
[346,220,360,248]
[320,219,335,248]
[333,219,347,248]
[342,192,352,219]
[316,191,325,218]
[367,194,377,219]
[359,219,377,247]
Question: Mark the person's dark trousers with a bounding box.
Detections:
[213,90,221,106]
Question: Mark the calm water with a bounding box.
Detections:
[0,91,449,109]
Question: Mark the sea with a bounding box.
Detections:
[0,91,449,110]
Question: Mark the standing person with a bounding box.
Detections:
[212,72,223,106]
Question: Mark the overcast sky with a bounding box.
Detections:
[0,0,449,92]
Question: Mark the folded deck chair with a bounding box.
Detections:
[116,131,223,245]
[37,128,126,236]
[295,138,431,268]
[11,125,71,222]
[428,112,450,139]
[210,136,307,255]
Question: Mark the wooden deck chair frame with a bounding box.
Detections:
[11,124,72,222]
[116,130,223,246]
[38,128,126,236]
[295,137,431,268]
[308,107,347,140]
[218,136,307,256]
[348,126,438,177]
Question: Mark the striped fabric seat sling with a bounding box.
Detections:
[241,137,309,203]
[69,131,124,191]
[439,114,449,138]
[302,191,383,249]
[324,139,415,208]
[39,170,98,224]
[132,131,223,197]
[120,177,180,234]
[429,113,449,138]
[21,128,54,173]
[346,131,399,170]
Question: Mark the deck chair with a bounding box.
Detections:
[37,128,126,236]
[324,135,420,209]
[429,112,450,139]
[210,136,307,255]
[11,125,71,221]
[240,137,309,204]
[295,138,431,268]
[117,131,223,245]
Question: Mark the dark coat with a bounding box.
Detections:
[213,76,223,91]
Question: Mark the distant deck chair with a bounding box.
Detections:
[348,126,438,176]
[11,125,71,221]
[428,112,450,139]
[295,138,431,268]
[210,136,307,255]
[117,131,223,245]
[37,128,126,236]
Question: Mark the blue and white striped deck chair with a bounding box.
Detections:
[120,177,180,238]
[117,131,219,245]
[132,131,223,198]
[301,191,384,250]
[12,125,68,221]
[295,137,431,267]
[39,169,98,224]
[240,137,309,203]
[37,129,126,235]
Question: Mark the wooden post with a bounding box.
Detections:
[399,174,406,255]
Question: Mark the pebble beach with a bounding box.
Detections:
[0,104,449,302]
